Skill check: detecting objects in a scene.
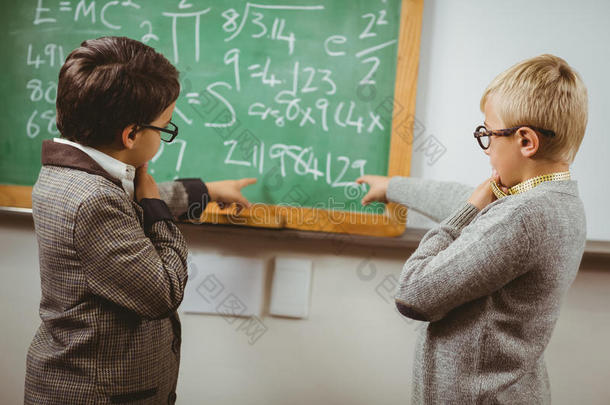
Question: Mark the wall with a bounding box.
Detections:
[1,214,610,404]
[406,0,610,241]
[2,0,610,404]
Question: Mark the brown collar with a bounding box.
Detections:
[41,139,123,188]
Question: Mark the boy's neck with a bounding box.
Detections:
[516,161,570,185]
[95,144,137,167]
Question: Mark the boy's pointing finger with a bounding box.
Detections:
[238,178,258,188]
[356,176,369,185]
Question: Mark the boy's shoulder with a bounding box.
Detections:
[34,140,132,223]
[35,165,131,225]
[43,165,126,202]
[470,179,585,243]
[513,179,584,221]
[478,180,586,252]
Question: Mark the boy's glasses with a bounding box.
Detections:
[137,121,179,143]
[473,125,555,150]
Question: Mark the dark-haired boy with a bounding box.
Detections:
[24,36,255,404]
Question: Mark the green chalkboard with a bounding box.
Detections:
[0,0,405,215]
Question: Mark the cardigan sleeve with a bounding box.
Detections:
[386,176,476,223]
[394,202,533,322]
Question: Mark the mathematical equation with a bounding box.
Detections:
[24,0,401,199]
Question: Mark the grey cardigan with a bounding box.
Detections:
[387,176,586,404]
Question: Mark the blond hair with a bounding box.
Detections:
[480,54,588,164]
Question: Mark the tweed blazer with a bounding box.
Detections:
[25,140,208,404]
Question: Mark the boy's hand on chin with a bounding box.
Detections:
[135,163,161,202]
[468,169,510,210]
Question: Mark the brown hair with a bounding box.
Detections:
[56,36,180,147]
[480,54,588,164]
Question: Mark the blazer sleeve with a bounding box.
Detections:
[394,202,533,322]
[74,188,189,319]
[386,176,476,223]
[157,178,210,221]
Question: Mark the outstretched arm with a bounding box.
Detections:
[386,176,475,223]
[356,175,476,223]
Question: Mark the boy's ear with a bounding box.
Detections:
[121,125,138,149]
[518,127,540,157]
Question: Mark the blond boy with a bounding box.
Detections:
[358,54,587,404]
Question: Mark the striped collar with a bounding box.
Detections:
[491,171,571,199]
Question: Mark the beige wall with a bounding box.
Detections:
[2,213,609,404]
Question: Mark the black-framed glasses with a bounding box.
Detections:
[473,125,555,150]
[137,121,179,143]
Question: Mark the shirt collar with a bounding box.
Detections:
[491,171,576,199]
[53,138,136,199]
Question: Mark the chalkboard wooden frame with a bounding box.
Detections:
[0,0,423,237]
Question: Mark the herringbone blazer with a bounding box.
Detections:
[25,140,208,404]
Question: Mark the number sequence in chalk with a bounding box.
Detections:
[222,139,367,190]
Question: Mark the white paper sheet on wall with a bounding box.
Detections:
[179,252,265,318]
[269,257,313,319]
